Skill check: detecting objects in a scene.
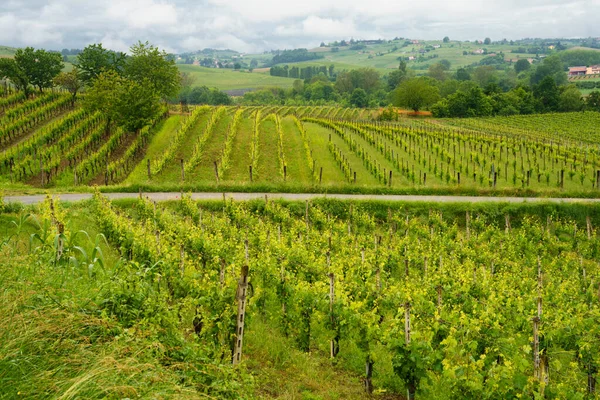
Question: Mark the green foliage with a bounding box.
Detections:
[559,85,584,112]
[14,47,63,92]
[514,59,531,73]
[84,70,161,133]
[393,77,440,111]
[586,91,600,112]
[350,88,369,108]
[75,43,126,84]
[53,68,84,106]
[125,41,181,99]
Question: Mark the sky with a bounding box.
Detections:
[1,0,599,54]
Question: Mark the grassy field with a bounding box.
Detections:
[177,64,296,91]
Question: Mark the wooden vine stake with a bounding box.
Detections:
[533,316,541,381]
[232,264,249,365]
[405,302,414,400]
[587,215,592,240]
[329,271,338,358]
[505,214,511,234]
[466,210,470,240]
[180,244,185,276]
[305,200,310,230]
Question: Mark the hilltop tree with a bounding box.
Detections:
[0,58,31,97]
[54,68,84,106]
[114,78,161,132]
[393,77,440,112]
[84,69,161,133]
[124,41,180,99]
[484,38,491,45]
[15,47,64,93]
[443,36,450,43]
[0,47,63,97]
[75,43,126,84]
[83,70,123,131]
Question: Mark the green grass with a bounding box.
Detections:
[281,116,312,183]
[305,122,379,186]
[125,114,184,185]
[255,117,281,182]
[190,110,232,182]
[177,64,296,91]
[225,113,254,181]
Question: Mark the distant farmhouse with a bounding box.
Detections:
[569,65,600,76]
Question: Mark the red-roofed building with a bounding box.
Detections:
[569,66,587,76]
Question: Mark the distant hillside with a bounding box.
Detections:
[0,45,17,58]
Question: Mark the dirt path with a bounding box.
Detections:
[6,192,600,205]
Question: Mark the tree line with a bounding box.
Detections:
[0,42,181,133]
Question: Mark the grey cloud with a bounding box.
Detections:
[1,0,599,53]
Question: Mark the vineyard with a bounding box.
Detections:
[2,194,599,398]
[2,92,600,195]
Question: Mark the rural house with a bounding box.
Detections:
[568,66,587,76]
[587,65,600,75]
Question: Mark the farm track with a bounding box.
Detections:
[6,192,600,205]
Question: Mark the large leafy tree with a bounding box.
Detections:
[0,58,30,97]
[14,47,63,93]
[83,70,123,131]
[0,48,62,96]
[84,70,161,133]
[124,41,180,100]
[114,78,160,132]
[75,44,126,84]
[393,77,440,112]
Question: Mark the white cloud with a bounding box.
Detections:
[0,0,599,52]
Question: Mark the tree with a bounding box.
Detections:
[179,72,194,89]
[350,88,369,108]
[558,85,583,112]
[75,44,126,84]
[443,36,450,43]
[456,67,471,81]
[533,75,560,112]
[472,65,498,87]
[387,69,407,90]
[0,58,31,97]
[484,38,491,45]
[53,69,84,106]
[234,63,241,70]
[530,55,567,86]
[393,77,440,112]
[428,62,448,81]
[84,70,161,133]
[586,91,600,112]
[83,70,123,131]
[114,78,161,132]
[514,59,531,73]
[14,47,63,93]
[124,41,181,99]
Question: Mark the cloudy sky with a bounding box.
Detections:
[1,0,599,54]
